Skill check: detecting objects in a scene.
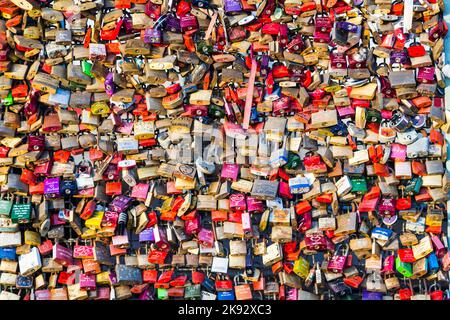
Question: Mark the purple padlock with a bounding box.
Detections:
[337,21,359,33]
[260,54,270,77]
[104,72,114,97]
[104,164,119,181]
[362,290,383,300]
[53,243,73,267]
[96,287,111,300]
[109,195,133,213]
[139,227,155,242]
[143,28,162,44]
[153,225,170,250]
[390,50,409,65]
[165,14,181,33]
[44,177,60,198]
[109,271,118,286]
[123,16,135,34]
[138,286,153,300]
[224,0,242,14]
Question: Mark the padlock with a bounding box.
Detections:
[327,244,349,273]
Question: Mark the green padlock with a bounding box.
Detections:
[404,177,422,196]
[0,195,13,216]
[157,288,168,300]
[3,92,13,106]
[395,256,413,278]
[196,41,213,55]
[285,152,301,170]
[11,200,31,224]
[366,109,381,123]
[293,256,310,279]
[209,104,225,119]
[68,81,86,91]
[184,284,201,299]
[81,60,94,78]
[351,177,368,194]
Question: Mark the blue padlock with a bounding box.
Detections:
[329,120,349,136]
[202,277,215,293]
[428,253,440,274]
[218,291,235,300]
[371,227,393,242]
[0,247,16,260]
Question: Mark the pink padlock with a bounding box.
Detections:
[221,163,240,181]
[73,245,94,259]
[286,287,298,300]
[95,287,111,300]
[337,106,356,117]
[380,109,393,119]
[442,252,450,271]
[101,210,119,228]
[241,211,252,237]
[229,193,246,211]
[327,244,349,273]
[246,197,264,213]
[130,183,150,201]
[35,289,51,300]
[198,228,214,246]
[273,96,291,116]
[278,181,293,199]
[382,253,395,274]
[431,235,447,258]
[389,143,407,161]
[185,215,200,235]
[315,16,333,33]
[313,30,331,43]
[378,198,396,217]
[79,273,97,290]
[416,66,435,84]
[51,213,67,226]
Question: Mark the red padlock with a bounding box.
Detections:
[343,275,363,289]
[429,283,444,300]
[295,201,312,215]
[191,271,205,284]
[80,200,97,220]
[398,288,412,300]
[143,269,158,283]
